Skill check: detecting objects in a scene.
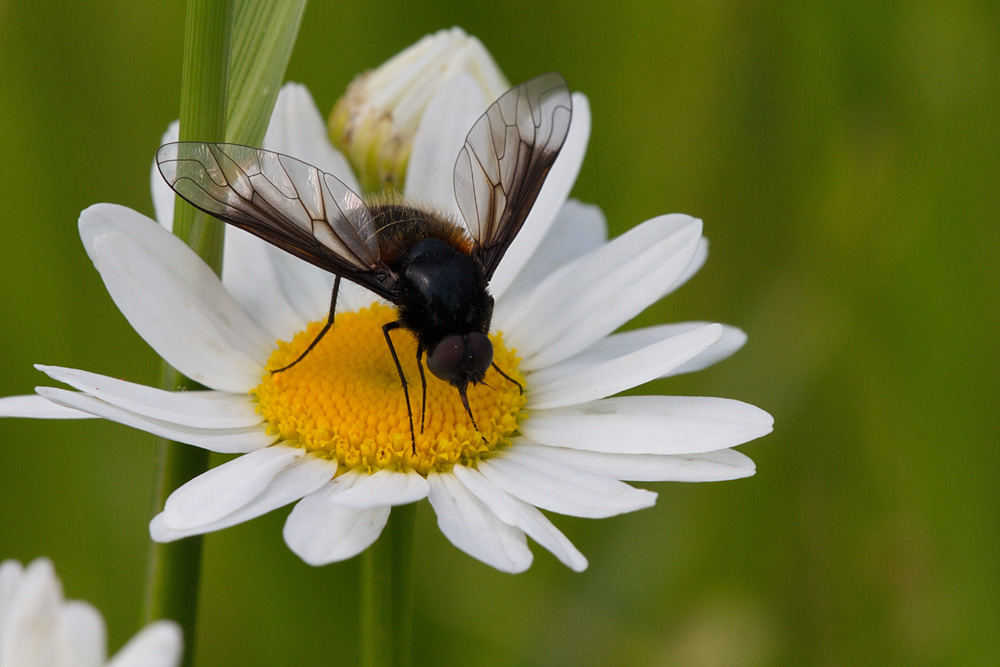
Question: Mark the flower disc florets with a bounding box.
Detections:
[253,304,525,475]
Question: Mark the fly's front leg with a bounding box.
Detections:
[383,321,416,454]
[415,344,428,433]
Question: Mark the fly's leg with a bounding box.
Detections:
[415,344,428,433]
[270,276,341,374]
[383,320,416,454]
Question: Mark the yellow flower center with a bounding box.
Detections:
[253,303,526,475]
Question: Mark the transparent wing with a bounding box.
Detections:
[453,73,573,279]
[156,142,399,299]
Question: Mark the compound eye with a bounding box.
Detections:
[427,335,467,382]
[467,332,494,374]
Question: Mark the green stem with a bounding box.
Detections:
[172,0,233,268]
[142,370,210,638]
[143,0,233,664]
[361,505,416,667]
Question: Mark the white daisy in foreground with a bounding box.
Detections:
[0,558,181,667]
[0,67,771,574]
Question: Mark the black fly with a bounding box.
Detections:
[155,73,573,451]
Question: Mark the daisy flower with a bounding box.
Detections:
[0,558,182,667]
[0,38,771,574]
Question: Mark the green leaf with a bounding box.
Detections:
[226,0,309,146]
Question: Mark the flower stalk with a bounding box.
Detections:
[142,1,309,661]
[172,0,232,268]
[361,504,417,667]
[143,1,233,664]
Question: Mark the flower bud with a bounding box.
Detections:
[329,27,508,193]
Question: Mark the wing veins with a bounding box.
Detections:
[452,73,572,279]
[157,143,399,301]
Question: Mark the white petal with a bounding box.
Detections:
[505,215,703,370]
[407,74,489,218]
[54,601,105,667]
[489,93,592,300]
[151,120,179,231]
[327,468,429,509]
[336,278,380,313]
[507,200,608,291]
[79,205,270,391]
[0,394,95,419]
[223,240,375,337]
[221,244,379,345]
[37,388,275,454]
[668,325,747,376]
[494,199,607,324]
[532,323,746,383]
[159,446,302,528]
[106,620,182,667]
[151,454,337,541]
[0,558,26,611]
[426,470,531,573]
[275,251,343,322]
[36,366,261,429]
[513,442,756,482]
[527,323,723,409]
[220,82,362,337]
[263,82,360,191]
[283,471,391,566]
[477,454,657,519]
[674,237,708,289]
[451,465,587,571]
[1,558,62,667]
[521,396,774,455]
[221,226,323,341]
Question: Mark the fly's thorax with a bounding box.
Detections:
[368,199,472,264]
[392,237,493,342]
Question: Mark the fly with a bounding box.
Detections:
[156,73,573,451]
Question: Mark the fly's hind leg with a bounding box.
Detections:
[270,276,341,374]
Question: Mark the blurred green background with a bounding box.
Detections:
[1,1,997,665]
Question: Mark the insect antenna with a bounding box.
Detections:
[491,362,523,395]
[270,276,342,374]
